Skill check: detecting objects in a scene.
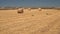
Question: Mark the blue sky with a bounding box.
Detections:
[0,0,60,7]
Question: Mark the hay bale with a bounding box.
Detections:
[38,8,42,11]
[28,8,31,11]
[17,8,24,13]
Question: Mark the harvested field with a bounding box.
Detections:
[0,9,60,34]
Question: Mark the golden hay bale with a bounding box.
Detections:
[17,8,24,13]
[28,8,31,11]
[38,8,42,11]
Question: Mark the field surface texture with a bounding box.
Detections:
[0,9,60,34]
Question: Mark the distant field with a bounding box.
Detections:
[0,9,60,34]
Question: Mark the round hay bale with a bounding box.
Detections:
[17,8,24,13]
[28,8,31,11]
[38,8,42,11]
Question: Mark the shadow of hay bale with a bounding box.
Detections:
[17,11,23,13]
[46,13,52,15]
[32,15,34,16]
[46,13,49,15]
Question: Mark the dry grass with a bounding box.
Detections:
[0,9,60,34]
